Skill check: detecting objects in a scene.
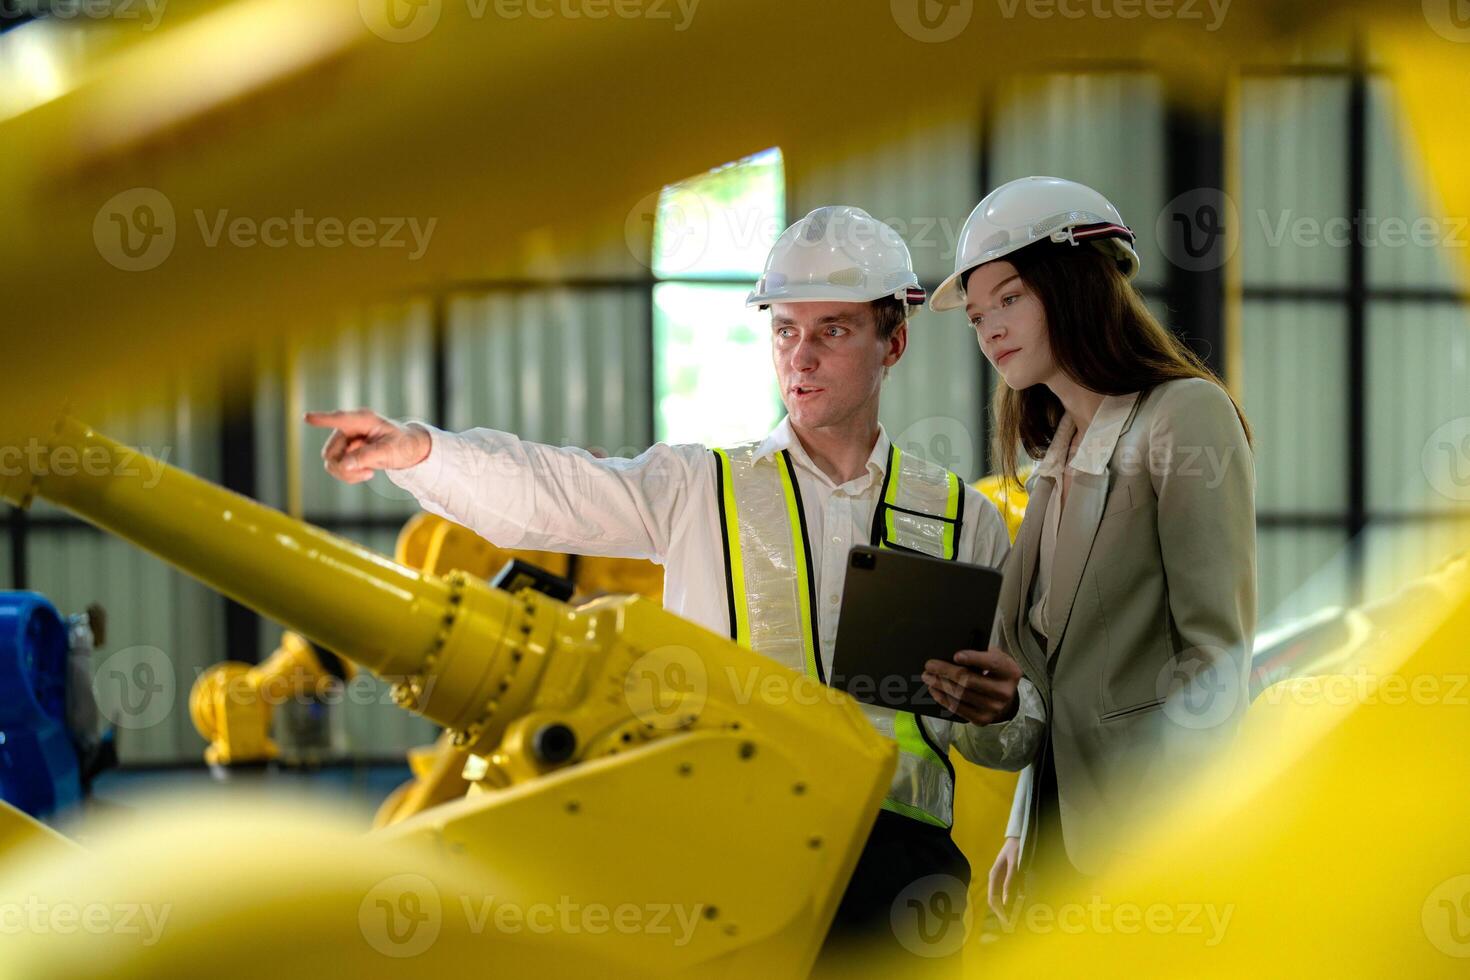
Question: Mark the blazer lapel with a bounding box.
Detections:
[1015,475,1050,608]
[1001,476,1051,682]
[1045,469,1111,664]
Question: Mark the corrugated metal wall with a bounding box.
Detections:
[25,385,224,764]
[298,301,438,755]
[1238,74,1354,629]
[989,73,1167,294]
[984,70,1173,448]
[445,288,651,449]
[1239,77,1350,288]
[1366,78,1464,292]
[790,112,987,479]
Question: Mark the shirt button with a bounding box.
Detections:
[831,535,842,544]
[828,594,840,604]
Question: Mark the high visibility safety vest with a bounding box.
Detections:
[711,442,967,828]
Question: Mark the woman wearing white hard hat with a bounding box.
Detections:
[922,176,1257,910]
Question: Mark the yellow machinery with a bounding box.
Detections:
[190,629,357,766]
[973,471,1029,543]
[0,417,895,977]
[186,509,663,812]
[374,513,667,828]
[393,511,665,605]
[371,729,475,830]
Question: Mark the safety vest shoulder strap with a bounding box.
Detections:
[870,444,966,560]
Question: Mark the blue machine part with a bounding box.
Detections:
[0,591,82,818]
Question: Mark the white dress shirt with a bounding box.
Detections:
[386,415,1041,764]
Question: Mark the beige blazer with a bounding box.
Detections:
[999,377,1257,877]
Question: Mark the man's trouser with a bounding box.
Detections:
[815,809,970,974]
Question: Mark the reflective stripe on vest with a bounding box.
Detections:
[712,441,964,827]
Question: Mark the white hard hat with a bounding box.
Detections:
[747,205,926,310]
[929,176,1139,312]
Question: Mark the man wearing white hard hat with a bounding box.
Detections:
[306,205,1044,959]
[930,176,1256,912]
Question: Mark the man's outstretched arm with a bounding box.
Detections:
[305,409,703,561]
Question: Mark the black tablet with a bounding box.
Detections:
[829,545,1004,722]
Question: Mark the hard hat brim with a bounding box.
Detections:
[928,238,1142,314]
[928,267,971,313]
[746,282,919,309]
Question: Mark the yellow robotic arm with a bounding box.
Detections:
[189,630,357,766]
[0,417,896,978]
[373,513,667,828]
[394,510,665,603]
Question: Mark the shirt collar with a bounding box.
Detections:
[1034,391,1141,479]
[754,416,891,492]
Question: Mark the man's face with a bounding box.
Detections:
[770,301,904,431]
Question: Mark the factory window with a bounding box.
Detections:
[651,147,785,447]
[1238,56,1470,627]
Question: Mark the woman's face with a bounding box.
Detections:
[964,259,1054,390]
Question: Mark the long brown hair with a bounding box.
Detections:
[975,240,1253,488]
